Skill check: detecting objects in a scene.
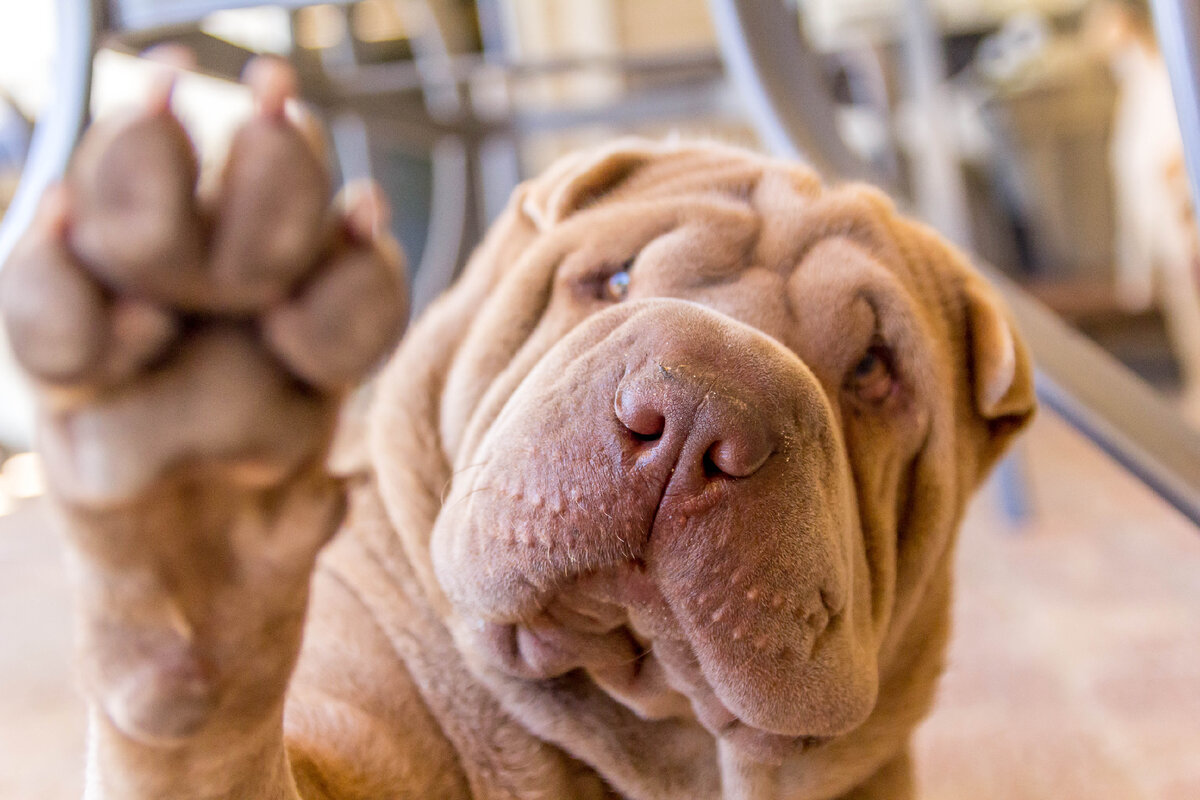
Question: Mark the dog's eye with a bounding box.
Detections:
[847,344,895,404]
[604,261,633,302]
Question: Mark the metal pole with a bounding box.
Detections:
[898,0,973,247]
[706,0,889,189]
[0,0,99,450]
[0,0,98,268]
[1150,0,1200,242]
[979,262,1200,527]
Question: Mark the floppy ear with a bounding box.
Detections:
[962,272,1036,457]
[520,138,665,230]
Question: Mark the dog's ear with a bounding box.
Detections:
[520,138,663,230]
[962,271,1036,459]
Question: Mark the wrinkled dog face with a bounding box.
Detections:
[423,141,1033,762]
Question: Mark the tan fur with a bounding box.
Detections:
[3,72,1032,800]
[347,139,1033,799]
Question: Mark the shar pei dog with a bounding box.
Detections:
[1,61,1033,800]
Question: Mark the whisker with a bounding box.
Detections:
[446,483,494,512]
[440,460,490,504]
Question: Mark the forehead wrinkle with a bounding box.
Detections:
[443,239,574,460]
[789,189,970,360]
[628,163,767,207]
[800,190,904,266]
[754,177,904,280]
[783,239,893,379]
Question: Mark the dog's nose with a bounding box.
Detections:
[614,362,775,488]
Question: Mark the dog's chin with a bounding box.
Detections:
[459,567,840,764]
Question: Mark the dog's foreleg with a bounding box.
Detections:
[2,56,406,799]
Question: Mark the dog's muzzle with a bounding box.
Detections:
[432,300,878,754]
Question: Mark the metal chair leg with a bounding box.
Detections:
[705,0,888,189]
[0,0,99,267]
[1150,0,1200,240]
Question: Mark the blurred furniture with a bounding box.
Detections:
[980,43,1118,282]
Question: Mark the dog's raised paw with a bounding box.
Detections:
[0,59,408,507]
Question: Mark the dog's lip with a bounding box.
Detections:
[716,718,833,762]
[470,616,643,679]
[466,561,847,752]
[471,614,838,759]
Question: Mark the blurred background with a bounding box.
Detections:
[1,1,1199,798]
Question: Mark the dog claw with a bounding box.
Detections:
[343,180,392,242]
[244,55,298,120]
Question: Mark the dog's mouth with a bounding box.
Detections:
[460,561,838,762]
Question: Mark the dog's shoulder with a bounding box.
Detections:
[286,543,472,799]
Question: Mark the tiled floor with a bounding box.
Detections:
[0,502,85,800]
[915,413,1200,800]
[1,411,1198,799]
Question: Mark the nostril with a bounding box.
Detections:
[701,448,725,480]
[618,406,665,442]
[705,437,774,480]
[631,427,663,443]
[615,386,667,442]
